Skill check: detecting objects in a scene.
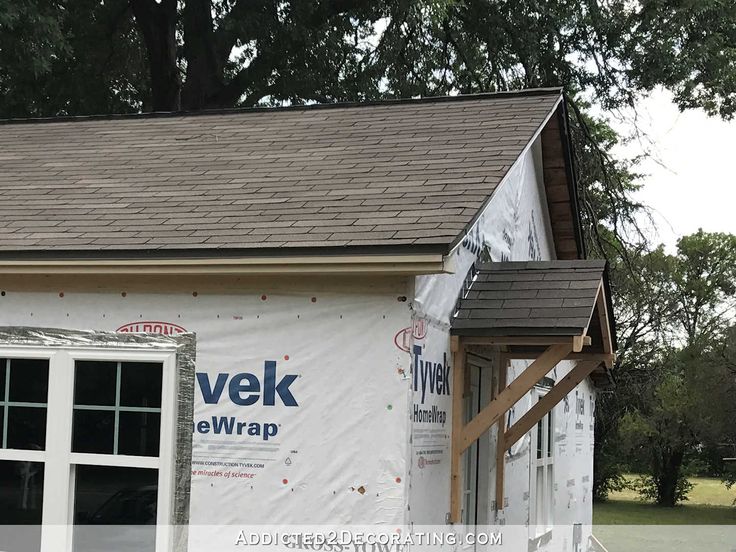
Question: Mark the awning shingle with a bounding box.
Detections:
[452,260,607,337]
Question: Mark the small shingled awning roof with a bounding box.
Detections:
[447,260,617,522]
[451,260,616,383]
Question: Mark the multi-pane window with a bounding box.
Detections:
[0,344,181,552]
[72,361,162,456]
[530,388,554,536]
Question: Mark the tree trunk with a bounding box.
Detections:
[656,446,685,506]
[181,0,225,110]
[130,0,180,111]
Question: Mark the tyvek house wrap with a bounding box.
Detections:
[0,286,415,529]
[408,137,597,534]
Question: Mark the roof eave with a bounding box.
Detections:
[0,252,451,276]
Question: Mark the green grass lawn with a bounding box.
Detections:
[594,476,736,552]
[594,475,736,525]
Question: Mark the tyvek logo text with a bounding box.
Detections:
[193,360,298,441]
[412,345,450,404]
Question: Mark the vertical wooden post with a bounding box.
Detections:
[450,336,466,523]
[495,355,508,511]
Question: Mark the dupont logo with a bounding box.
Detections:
[393,319,427,352]
[116,321,187,335]
[417,455,440,469]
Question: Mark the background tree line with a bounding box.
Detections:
[597,231,736,505]
[2,0,736,506]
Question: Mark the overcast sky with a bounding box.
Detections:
[609,87,736,252]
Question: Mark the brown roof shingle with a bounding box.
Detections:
[0,89,561,255]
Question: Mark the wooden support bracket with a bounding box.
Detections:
[449,341,594,523]
[459,343,572,453]
[503,360,600,449]
[503,352,615,364]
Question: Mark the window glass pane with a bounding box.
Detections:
[118,412,160,457]
[535,466,544,529]
[9,359,49,404]
[7,407,47,450]
[72,410,114,454]
[0,460,44,552]
[536,419,543,459]
[120,362,162,408]
[0,460,44,522]
[74,465,158,524]
[0,359,6,397]
[546,464,554,526]
[73,466,157,552]
[74,361,116,406]
[547,413,553,457]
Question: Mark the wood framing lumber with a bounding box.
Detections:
[459,343,572,453]
[503,360,599,449]
[449,337,466,523]
[460,336,591,347]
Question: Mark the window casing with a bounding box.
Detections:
[461,353,499,526]
[0,330,193,552]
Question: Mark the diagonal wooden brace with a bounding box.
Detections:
[503,360,600,450]
[458,343,572,453]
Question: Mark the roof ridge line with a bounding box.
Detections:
[0,87,563,126]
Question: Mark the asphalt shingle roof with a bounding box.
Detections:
[0,89,561,255]
[452,260,606,336]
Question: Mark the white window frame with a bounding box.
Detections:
[461,353,497,526]
[528,386,554,539]
[0,344,179,552]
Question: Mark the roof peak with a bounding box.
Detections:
[0,87,563,126]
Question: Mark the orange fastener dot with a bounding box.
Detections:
[284,355,290,361]
[59,292,64,298]
[395,477,401,483]
[261,295,268,301]
[282,479,288,485]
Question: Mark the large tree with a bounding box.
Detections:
[4,0,736,506]
[616,231,736,506]
[3,0,736,116]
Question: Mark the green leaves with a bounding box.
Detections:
[4,0,736,119]
[672,230,736,344]
[0,0,148,118]
[599,231,736,504]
